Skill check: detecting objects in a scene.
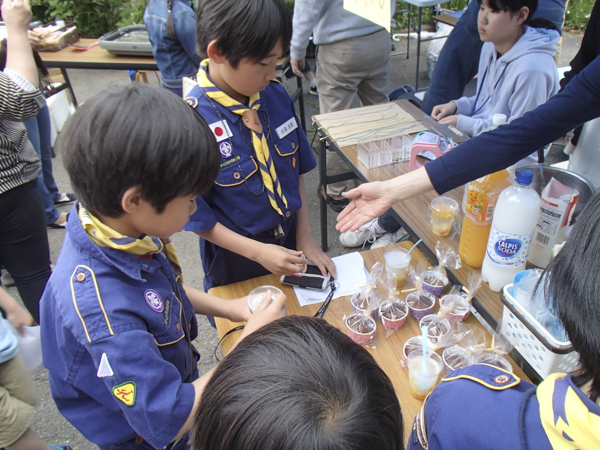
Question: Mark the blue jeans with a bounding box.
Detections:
[421,0,566,115]
[378,211,401,233]
[24,105,61,224]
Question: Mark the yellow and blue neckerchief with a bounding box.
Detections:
[78,205,182,280]
[537,373,600,449]
[196,59,288,215]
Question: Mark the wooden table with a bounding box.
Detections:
[314,100,540,381]
[209,241,529,444]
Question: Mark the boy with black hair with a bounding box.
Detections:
[184,0,336,292]
[40,83,287,450]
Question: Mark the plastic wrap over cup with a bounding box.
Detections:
[350,290,378,318]
[476,351,513,372]
[442,345,471,375]
[420,314,453,347]
[248,285,283,312]
[379,299,408,330]
[421,269,448,297]
[439,294,470,323]
[406,290,435,320]
[345,314,376,345]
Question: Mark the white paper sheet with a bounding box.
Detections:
[17,326,42,371]
[294,252,369,307]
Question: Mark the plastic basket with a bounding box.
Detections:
[357,135,413,169]
[500,284,579,379]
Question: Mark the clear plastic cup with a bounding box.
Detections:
[407,349,443,400]
[513,269,543,312]
[431,197,459,237]
[248,285,283,312]
[383,247,412,288]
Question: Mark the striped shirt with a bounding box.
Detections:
[0,69,44,194]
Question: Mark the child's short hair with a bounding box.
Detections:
[196,0,292,68]
[191,316,404,450]
[60,84,220,218]
[478,0,538,24]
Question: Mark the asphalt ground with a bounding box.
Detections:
[6,30,582,448]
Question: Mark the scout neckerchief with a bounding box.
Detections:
[196,59,288,215]
[78,205,183,280]
[536,373,600,449]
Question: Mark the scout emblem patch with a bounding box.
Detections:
[97,353,114,378]
[113,381,137,407]
[292,155,297,170]
[208,120,233,143]
[219,141,233,158]
[144,289,164,313]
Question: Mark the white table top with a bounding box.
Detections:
[403,0,444,7]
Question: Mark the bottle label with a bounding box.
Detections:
[465,182,500,223]
[486,226,533,266]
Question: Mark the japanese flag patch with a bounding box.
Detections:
[113,381,137,407]
[208,120,233,143]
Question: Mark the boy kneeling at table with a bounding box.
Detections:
[40,84,287,450]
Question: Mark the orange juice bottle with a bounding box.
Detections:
[459,170,512,267]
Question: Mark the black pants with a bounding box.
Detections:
[0,180,52,323]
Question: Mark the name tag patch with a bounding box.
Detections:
[209,120,233,142]
[275,117,297,140]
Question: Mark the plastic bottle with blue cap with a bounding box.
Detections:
[481,169,541,292]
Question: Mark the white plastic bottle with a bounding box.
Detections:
[481,169,541,292]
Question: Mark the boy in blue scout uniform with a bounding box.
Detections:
[408,191,600,450]
[183,0,337,291]
[39,84,287,450]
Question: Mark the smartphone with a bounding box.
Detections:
[280,264,332,290]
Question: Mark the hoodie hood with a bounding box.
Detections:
[497,26,560,63]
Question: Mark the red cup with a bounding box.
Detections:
[345,314,376,345]
[379,299,408,330]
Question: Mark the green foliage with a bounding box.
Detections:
[30,0,149,38]
[565,0,594,30]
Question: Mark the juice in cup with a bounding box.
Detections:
[383,247,412,288]
[408,350,443,400]
[431,197,458,237]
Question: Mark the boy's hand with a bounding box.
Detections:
[225,297,253,323]
[255,244,307,275]
[6,304,35,335]
[296,234,337,278]
[28,27,51,43]
[242,291,287,336]
[431,102,457,121]
[2,0,32,29]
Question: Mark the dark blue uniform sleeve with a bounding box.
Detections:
[185,194,218,233]
[425,55,600,194]
[86,330,196,449]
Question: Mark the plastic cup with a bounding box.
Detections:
[419,314,452,346]
[248,285,283,312]
[351,291,378,318]
[345,314,376,345]
[477,352,513,372]
[402,336,436,365]
[379,299,408,330]
[407,349,443,400]
[383,247,412,288]
[431,197,458,237]
[440,294,470,323]
[442,346,470,375]
[421,270,448,297]
[406,291,435,320]
[513,269,543,312]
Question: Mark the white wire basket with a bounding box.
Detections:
[501,284,579,379]
[357,135,414,169]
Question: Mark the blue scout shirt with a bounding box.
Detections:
[41,207,199,449]
[184,80,316,237]
[408,363,600,449]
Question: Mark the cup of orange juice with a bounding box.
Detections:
[431,197,459,237]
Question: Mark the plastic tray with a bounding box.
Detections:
[500,284,579,379]
[98,25,153,56]
[357,135,413,169]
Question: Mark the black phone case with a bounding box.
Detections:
[280,265,331,290]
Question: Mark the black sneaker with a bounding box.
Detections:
[54,193,77,205]
[326,195,350,213]
[309,85,318,96]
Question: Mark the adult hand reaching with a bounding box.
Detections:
[291,58,306,78]
[335,181,395,232]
